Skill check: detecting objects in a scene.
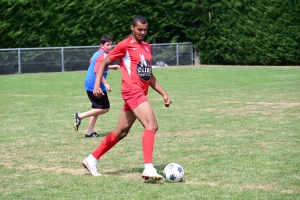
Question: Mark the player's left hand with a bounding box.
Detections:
[164,95,172,107]
[110,65,120,70]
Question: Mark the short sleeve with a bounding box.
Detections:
[108,40,127,61]
[94,54,105,73]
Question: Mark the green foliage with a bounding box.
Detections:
[0,0,299,65]
[0,0,203,46]
[198,0,300,65]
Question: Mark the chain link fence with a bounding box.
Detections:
[0,42,193,75]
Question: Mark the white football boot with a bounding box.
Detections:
[82,155,102,177]
[142,167,163,181]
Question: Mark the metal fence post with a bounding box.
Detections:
[61,47,64,72]
[18,48,21,74]
[191,43,194,65]
[176,43,179,65]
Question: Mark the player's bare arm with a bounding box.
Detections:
[93,57,113,98]
[149,75,172,107]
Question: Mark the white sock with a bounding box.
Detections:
[87,154,97,162]
[144,163,154,169]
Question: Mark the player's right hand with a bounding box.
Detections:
[104,83,112,92]
[93,87,105,98]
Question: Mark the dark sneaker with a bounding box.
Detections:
[85,132,100,137]
[73,113,81,132]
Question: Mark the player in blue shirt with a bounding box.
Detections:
[73,35,119,137]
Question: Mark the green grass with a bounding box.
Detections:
[0,66,299,199]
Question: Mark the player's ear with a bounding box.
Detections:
[130,25,134,31]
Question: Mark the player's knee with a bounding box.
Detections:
[96,108,109,115]
[104,108,110,113]
[155,123,159,132]
[147,123,158,132]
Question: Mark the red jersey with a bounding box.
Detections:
[108,36,152,95]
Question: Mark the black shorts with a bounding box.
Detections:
[87,91,110,109]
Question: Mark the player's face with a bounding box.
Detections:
[131,22,148,42]
[101,41,113,53]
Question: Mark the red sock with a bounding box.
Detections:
[92,131,119,159]
[142,130,155,164]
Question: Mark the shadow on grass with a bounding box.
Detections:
[79,131,110,138]
[105,165,165,175]
[94,131,110,137]
[104,165,166,184]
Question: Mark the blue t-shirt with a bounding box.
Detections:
[84,49,109,92]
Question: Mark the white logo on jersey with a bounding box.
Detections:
[137,54,152,81]
[132,48,138,50]
[139,54,147,67]
[144,47,149,52]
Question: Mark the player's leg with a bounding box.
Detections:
[82,109,136,176]
[91,110,136,159]
[113,110,137,139]
[132,100,158,131]
[73,108,109,132]
[132,101,163,180]
[86,115,98,137]
[132,101,157,165]
[79,109,109,119]
[87,115,98,133]
[73,91,109,133]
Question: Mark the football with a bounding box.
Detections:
[163,163,184,182]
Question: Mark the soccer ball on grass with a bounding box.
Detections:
[163,163,184,182]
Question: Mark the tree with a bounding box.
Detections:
[0,0,299,65]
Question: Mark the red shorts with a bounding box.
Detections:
[122,90,148,112]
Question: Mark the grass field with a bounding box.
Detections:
[0,66,299,199]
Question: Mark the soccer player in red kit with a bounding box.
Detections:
[82,15,172,180]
